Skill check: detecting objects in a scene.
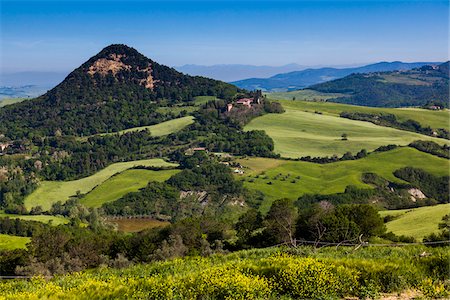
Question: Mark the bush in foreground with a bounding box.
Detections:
[0,246,448,299]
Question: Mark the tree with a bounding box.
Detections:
[341,133,348,141]
[264,199,298,247]
[235,209,263,248]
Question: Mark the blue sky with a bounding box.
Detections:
[0,0,448,72]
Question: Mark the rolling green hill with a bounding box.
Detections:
[0,234,30,250]
[80,169,180,208]
[237,147,449,212]
[379,204,450,239]
[244,103,448,158]
[24,159,177,211]
[273,99,449,130]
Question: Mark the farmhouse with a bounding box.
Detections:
[236,98,254,108]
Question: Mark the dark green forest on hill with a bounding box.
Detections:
[310,62,449,107]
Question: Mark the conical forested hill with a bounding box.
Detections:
[0,44,239,138]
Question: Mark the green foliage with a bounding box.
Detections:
[2,246,449,299]
[296,203,386,243]
[409,140,450,159]
[0,217,50,237]
[102,181,180,218]
[263,199,298,246]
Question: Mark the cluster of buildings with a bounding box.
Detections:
[227,97,261,112]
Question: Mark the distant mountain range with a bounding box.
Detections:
[309,62,449,107]
[231,61,442,92]
[0,85,51,100]
[175,63,310,82]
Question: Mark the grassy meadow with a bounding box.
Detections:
[0,213,68,226]
[379,204,450,239]
[237,147,449,212]
[24,159,177,211]
[111,116,194,137]
[266,89,345,101]
[244,102,448,158]
[274,98,450,129]
[0,234,30,250]
[193,95,220,105]
[80,169,180,208]
[78,116,194,141]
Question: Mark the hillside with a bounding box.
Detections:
[237,147,449,212]
[309,62,449,107]
[244,102,448,158]
[274,99,450,130]
[24,159,177,211]
[0,44,239,138]
[379,204,450,239]
[232,61,437,92]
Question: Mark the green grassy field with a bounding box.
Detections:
[25,159,178,211]
[112,116,194,136]
[0,234,30,250]
[80,169,180,208]
[0,213,68,226]
[379,204,450,239]
[193,96,220,105]
[79,116,195,141]
[266,89,345,101]
[275,99,450,129]
[238,147,449,213]
[244,103,448,158]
